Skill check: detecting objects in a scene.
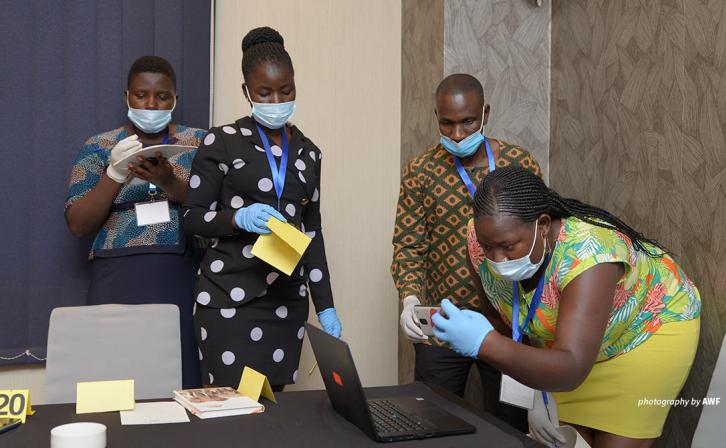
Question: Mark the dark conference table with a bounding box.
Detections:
[6,382,545,447]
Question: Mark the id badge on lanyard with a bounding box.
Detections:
[452,136,495,199]
[256,124,289,210]
[135,134,171,227]
[499,253,552,410]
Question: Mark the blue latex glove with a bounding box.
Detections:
[234,203,286,234]
[317,307,342,338]
[432,299,493,358]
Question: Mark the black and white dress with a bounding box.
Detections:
[183,116,334,387]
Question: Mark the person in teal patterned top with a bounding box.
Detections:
[64,56,205,388]
[434,167,700,447]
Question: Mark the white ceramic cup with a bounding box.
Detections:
[50,422,107,448]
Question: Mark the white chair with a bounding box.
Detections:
[691,333,726,447]
[45,304,182,404]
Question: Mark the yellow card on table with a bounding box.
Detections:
[76,379,135,414]
[251,218,312,276]
[237,367,276,404]
[0,389,35,423]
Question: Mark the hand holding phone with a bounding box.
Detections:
[413,306,441,337]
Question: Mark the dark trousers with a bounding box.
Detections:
[414,343,528,433]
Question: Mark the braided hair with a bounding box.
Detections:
[241,27,294,80]
[473,166,668,257]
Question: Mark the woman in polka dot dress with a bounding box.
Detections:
[183,27,341,389]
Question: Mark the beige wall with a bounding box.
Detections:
[444,0,551,179]
[551,1,725,445]
[213,0,402,391]
[399,0,444,385]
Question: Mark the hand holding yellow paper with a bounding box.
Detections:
[251,218,312,275]
[0,390,35,423]
[237,367,276,404]
[76,379,135,414]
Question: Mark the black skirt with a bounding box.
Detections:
[195,281,310,387]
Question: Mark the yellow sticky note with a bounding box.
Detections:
[76,379,135,414]
[237,367,276,404]
[0,390,34,423]
[251,218,312,276]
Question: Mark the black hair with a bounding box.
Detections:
[241,26,294,80]
[473,166,668,257]
[127,55,176,89]
[435,73,484,102]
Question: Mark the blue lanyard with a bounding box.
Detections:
[147,133,169,196]
[511,251,552,405]
[256,124,288,209]
[452,136,495,199]
[511,251,551,343]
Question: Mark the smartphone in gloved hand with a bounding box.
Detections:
[413,306,441,336]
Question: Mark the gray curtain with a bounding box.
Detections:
[0,0,211,365]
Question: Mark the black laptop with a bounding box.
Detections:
[306,323,476,442]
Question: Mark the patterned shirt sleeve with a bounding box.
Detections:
[182,129,237,237]
[302,151,334,313]
[65,137,107,210]
[391,157,429,302]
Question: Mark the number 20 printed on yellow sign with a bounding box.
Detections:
[0,390,35,423]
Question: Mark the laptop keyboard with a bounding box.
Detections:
[368,400,432,434]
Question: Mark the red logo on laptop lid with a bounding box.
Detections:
[332,371,343,386]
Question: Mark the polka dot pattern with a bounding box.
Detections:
[222,351,235,365]
[239,127,252,136]
[305,231,316,239]
[220,308,236,318]
[204,133,215,146]
[297,326,305,340]
[271,145,283,157]
[298,172,307,184]
[250,327,263,341]
[209,201,218,210]
[218,163,229,174]
[309,268,323,283]
[299,284,307,297]
[201,327,208,341]
[242,244,254,258]
[293,370,298,383]
[258,178,273,192]
[210,260,224,273]
[255,145,265,153]
[285,204,296,217]
[273,349,285,363]
[189,175,201,189]
[266,272,279,285]
[275,306,288,318]
[196,291,211,305]
[222,125,236,134]
[231,196,245,209]
[230,287,246,302]
[233,158,245,169]
[209,373,214,384]
[204,211,217,222]
[312,188,319,202]
[295,159,306,171]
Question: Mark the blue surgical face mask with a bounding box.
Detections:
[486,221,547,282]
[127,94,175,134]
[439,110,485,158]
[245,85,296,129]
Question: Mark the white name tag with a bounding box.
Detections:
[135,200,171,226]
[500,374,535,409]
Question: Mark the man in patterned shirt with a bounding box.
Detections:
[391,74,541,431]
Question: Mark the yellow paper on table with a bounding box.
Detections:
[251,218,312,276]
[0,389,35,423]
[76,379,135,414]
[237,367,276,404]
